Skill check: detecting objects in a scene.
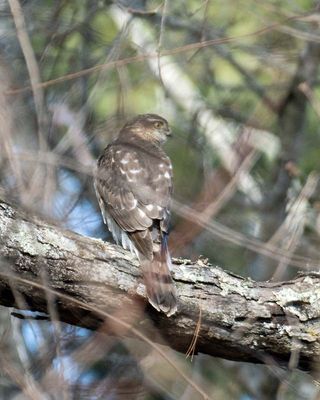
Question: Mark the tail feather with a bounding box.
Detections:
[141,238,177,317]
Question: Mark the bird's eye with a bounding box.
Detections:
[154,121,164,129]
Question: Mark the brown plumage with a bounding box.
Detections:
[94,114,177,316]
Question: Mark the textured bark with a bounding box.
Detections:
[0,198,319,370]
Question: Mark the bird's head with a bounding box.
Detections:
[119,114,171,145]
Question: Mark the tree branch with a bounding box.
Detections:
[0,198,319,370]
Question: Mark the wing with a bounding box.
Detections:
[95,141,173,257]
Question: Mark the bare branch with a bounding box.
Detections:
[0,198,319,371]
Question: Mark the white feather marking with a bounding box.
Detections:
[121,231,128,250]
[100,206,107,224]
[166,249,173,271]
[153,173,163,182]
[128,198,138,210]
[122,231,139,258]
[137,208,147,218]
[146,204,154,211]
[153,243,160,252]
[159,163,164,168]
[164,171,171,179]
[120,159,129,164]
[106,216,120,244]
[105,212,139,258]
[131,241,139,258]
[130,168,141,174]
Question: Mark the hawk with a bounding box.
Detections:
[94,114,177,316]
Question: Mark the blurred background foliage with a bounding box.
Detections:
[1,0,320,398]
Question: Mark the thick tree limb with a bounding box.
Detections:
[0,198,319,370]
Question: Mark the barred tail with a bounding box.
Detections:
[141,238,177,317]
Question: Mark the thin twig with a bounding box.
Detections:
[186,306,202,361]
[6,11,313,96]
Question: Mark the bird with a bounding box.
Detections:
[94,114,177,316]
